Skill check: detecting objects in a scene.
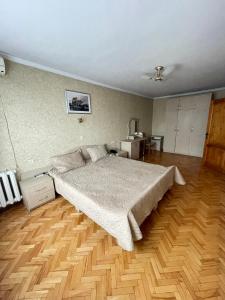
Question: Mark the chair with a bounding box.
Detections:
[145,138,156,154]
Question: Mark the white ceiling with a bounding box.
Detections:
[1,0,225,98]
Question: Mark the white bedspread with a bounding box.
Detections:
[50,156,185,251]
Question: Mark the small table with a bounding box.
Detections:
[116,150,128,158]
[120,138,147,159]
[109,149,128,158]
[150,135,164,152]
[20,172,55,212]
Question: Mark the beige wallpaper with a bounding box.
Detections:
[0,61,153,174]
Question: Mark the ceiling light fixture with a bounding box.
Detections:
[153,66,164,81]
[142,65,175,82]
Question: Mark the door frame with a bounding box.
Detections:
[203,97,225,164]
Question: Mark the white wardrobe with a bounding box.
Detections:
[152,93,211,157]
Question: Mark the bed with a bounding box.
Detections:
[50,156,185,251]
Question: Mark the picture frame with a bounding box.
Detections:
[65,90,91,114]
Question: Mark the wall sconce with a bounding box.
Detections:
[78,117,84,123]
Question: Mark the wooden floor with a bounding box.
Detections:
[0,152,225,299]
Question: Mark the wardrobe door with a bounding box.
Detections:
[174,97,196,155]
[164,99,179,153]
[175,95,211,157]
[175,110,194,155]
[189,96,211,157]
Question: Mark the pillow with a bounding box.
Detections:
[86,145,107,162]
[80,144,108,161]
[80,145,98,161]
[51,150,85,173]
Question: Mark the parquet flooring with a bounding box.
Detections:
[0,151,225,299]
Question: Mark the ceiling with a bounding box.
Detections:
[1,0,225,98]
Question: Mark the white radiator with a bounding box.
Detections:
[0,170,22,207]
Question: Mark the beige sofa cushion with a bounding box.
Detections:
[51,150,85,173]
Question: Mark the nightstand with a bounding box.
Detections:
[121,139,146,159]
[20,174,55,211]
[116,150,128,158]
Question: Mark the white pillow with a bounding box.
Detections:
[86,145,107,162]
[80,145,98,161]
[51,150,85,173]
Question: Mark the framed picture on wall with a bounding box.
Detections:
[65,90,91,114]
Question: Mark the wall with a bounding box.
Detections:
[0,61,153,174]
[151,99,167,136]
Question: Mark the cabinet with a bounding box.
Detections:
[116,150,128,158]
[163,94,211,157]
[109,150,128,158]
[120,139,140,159]
[20,174,55,211]
[120,139,146,159]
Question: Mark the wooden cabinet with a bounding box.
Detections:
[203,99,225,173]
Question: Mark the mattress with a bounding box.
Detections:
[50,156,185,251]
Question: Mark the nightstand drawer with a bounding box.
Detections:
[31,183,51,193]
[116,150,128,158]
[31,187,54,201]
[22,178,52,191]
[28,189,55,209]
[29,190,55,207]
[30,181,49,190]
[21,182,54,201]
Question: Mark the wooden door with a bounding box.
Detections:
[203,98,225,173]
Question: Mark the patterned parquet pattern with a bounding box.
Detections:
[0,152,225,299]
